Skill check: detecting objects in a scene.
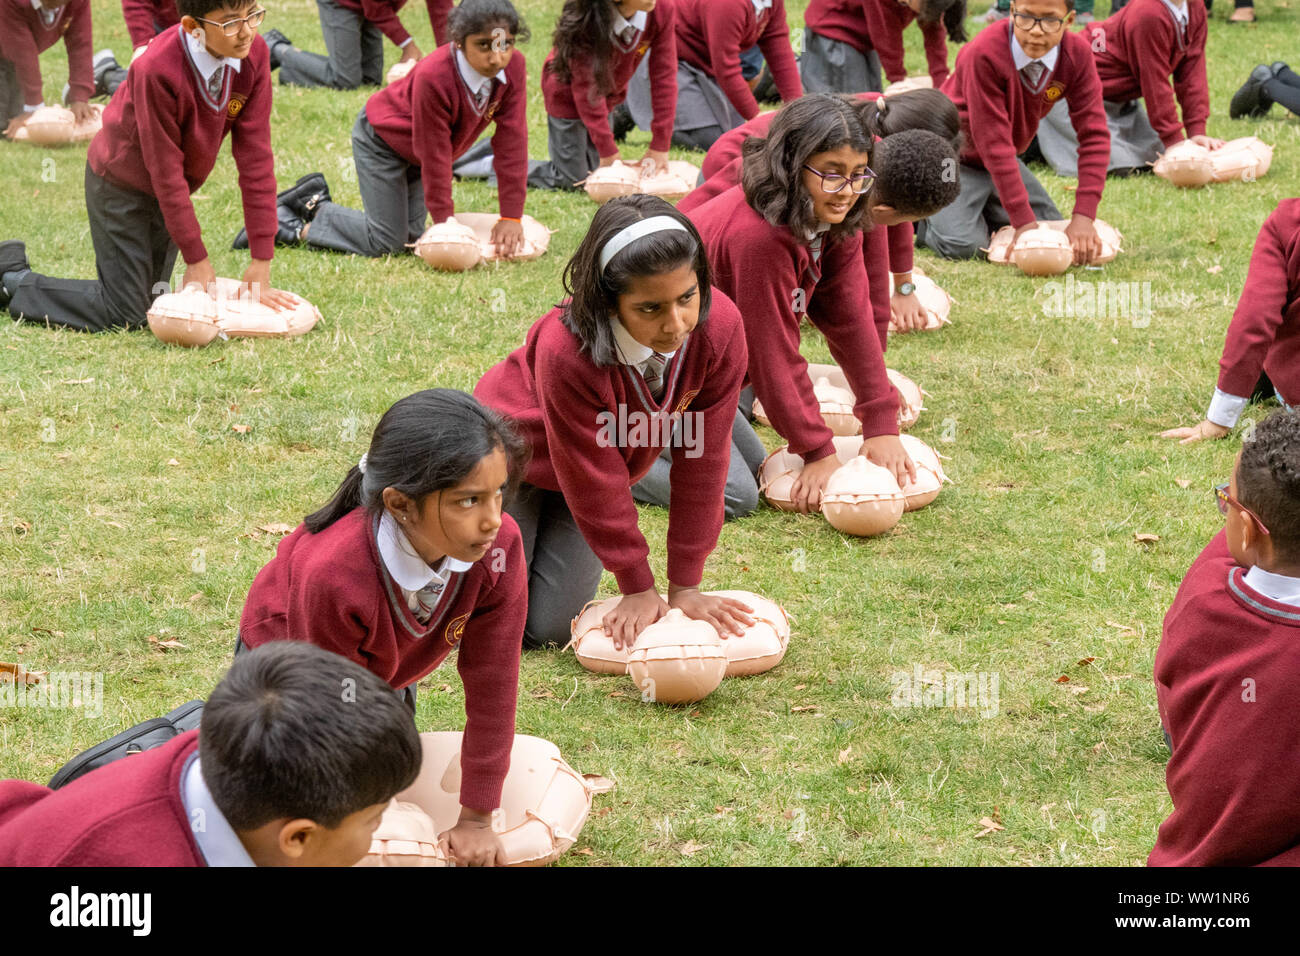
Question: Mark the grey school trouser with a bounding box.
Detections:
[916,160,1062,260]
[1036,98,1164,177]
[526,115,603,191]
[1,58,23,124]
[630,406,767,519]
[799,29,882,94]
[6,164,178,331]
[306,108,426,257]
[279,0,384,89]
[508,483,606,650]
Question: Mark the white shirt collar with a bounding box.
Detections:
[1243,565,1300,609]
[608,318,679,367]
[454,47,506,96]
[377,511,473,594]
[184,28,243,82]
[181,755,256,867]
[751,0,773,13]
[1009,32,1060,74]
[1160,0,1189,26]
[612,9,648,37]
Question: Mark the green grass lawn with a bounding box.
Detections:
[1,0,1298,866]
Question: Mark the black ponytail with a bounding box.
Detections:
[549,0,619,99]
[862,89,963,152]
[305,390,529,534]
[917,0,968,44]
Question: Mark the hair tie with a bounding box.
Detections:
[877,98,889,115]
[598,216,690,273]
[358,453,368,474]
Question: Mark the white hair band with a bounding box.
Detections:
[598,216,690,273]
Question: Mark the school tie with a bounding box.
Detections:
[39,7,57,26]
[474,84,489,111]
[810,233,825,265]
[1021,61,1045,90]
[207,67,224,101]
[642,352,669,401]
[409,571,449,623]
[619,24,637,46]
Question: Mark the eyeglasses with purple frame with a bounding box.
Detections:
[802,164,877,195]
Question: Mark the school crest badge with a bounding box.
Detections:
[673,389,700,416]
[1043,82,1066,103]
[445,612,470,647]
[636,42,650,57]
[227,94,246,119]
[484,99,500,121]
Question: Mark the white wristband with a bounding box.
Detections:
[399,37,414,48]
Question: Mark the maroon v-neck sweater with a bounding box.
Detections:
[0,0,93,105]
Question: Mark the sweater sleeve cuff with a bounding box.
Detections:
[1207,389,1248,429]
[801,437,839,465]
[248,238,276,261]
[1185,120,1206,138]
[613,561,656,595]
[179,239,209,266]
[1069,197,1101,222]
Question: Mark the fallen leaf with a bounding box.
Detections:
[791,705,818,713]
[257,522,295,536]
[574,847,594,856]
[148,635,187,651]
[231,424,251,434]
[837,746,853,765]
[1068,685,1089,695]
[1076,657,1096,667]
[793,683,807,690]
[975,816,1006,837]
[166,458,180,466]
[1105,621,1135,633]
[713,806,732,818]
[1175,478,1192,489]
[782,809,798,820]
[529,687,558,700]
[1055,675,1071,683]
[0,662,45,684]
[1206,265,1223,274]
[678,840,706,857]
[60,378,94,385]
[1134,533,1160,544]
[607,690,629,699]
[596,807,612,818]
[1083,703,1106,713]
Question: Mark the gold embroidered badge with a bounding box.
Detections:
[445,612,470,646]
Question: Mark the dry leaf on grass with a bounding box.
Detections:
[147,635,187,651]
[678,841,706,857]
[1105,621,1135,633]
[1134,533,1160,544]
[975,816,1005,837]
[1175,479,1192,489]
[791,704,818,713]
[1206,265,1223,274]
[60,378,94,385]
[166,458,180,466]
[257,522,295,536]
[837,747,853,765]
[231,424,251,434]
[0,661,45,684]
[574,847,595,856]
[1055,675,1071,683]
[1076,657,1096,667]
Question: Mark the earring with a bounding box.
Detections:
[192,29,203,39]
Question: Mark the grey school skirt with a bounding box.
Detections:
[1036,97,1165,177]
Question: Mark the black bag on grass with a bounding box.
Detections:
[48,699,205,789]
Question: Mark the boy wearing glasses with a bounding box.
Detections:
[917,0,1110,264]
[0,0,94,139]
[1149,408,1300,866]
[0,1,298,331]
[1162,200,1300,446]
[1036,0,1219,178]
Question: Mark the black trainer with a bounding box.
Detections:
[0,240,30,309]
[276,172,330,221]
[92,48,120,98]
[1229,65,1274,119]
[231,206,305,250]
[610,103,635,143]
[262,29,291,70]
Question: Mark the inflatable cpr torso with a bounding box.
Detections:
[386,59,417,85]
[362,732,609,867]
[568,590,790,677]
[146,277,321,347]
[986,218,1123,270]
[1008,227,1074,276]
[883,75,932,97]
[14,104,103,146]
[1209,136,1273,183]
[758,434,861,512]
[820,455,906,537]
[627,609,729,704]
[1152,139,1215,187]
[888,266,952,332]
[583,160,702,203]
[356,801,449,866]
[414,217,483,271]
[897,433,950,511]
[887,368,924,430]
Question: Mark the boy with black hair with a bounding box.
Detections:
[1150,409,1300,866]
[0,0,298,332]
[917,0,1110,263]
[264,0,453,90]
[0,642,422,866]
[0,0,94,138]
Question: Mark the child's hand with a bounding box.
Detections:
[1064,213,1101,266]
[240,259,297,311]
[667,585,754,638]
[1190,135,1225,151]
[890,291,927,332]
[598,152,621,167]
[491,218,524,258]
[182,258,218,296]
[860,434,917,488]
[69,101,94,124]
[1160,419,1231,445]
[789,452,842,513]
[640,149,670,176]
[440,809,506,867]
[602,588,669,651]
[400,41,423,63]
[3,112,32,140]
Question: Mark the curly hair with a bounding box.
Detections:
[1238,408,1300,562]
[740,93,876,242]
[867,129,961,219]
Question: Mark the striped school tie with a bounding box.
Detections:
[642,352,668,401]
[1021,61,1045,91]
[619,24,637,45]
[409,575,448,623]
[208,67,224,101]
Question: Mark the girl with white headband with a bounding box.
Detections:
[476,195,756,651]
[238,389,528,866]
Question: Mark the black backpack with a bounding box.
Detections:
[48,699,205,789]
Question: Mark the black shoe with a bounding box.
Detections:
[231,206,305,250]
[276,172,330,221]
[0,241,30,309]
[610,103,635,143]
[1270,62,1289,76]
[92,48,120,98]
[1230,65,1274,119]
[262,29,291,70]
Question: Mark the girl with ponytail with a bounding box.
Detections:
[238,388,529,866]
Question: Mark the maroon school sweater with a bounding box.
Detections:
[941,20,1108,228]
[332,0,453,47]
[0,0,93,105]
[673,0,803,122]
[0,733,206,866]
[475,296,747,596]
[1084,0,1208,147]
[121,0,180,49]
[541,0,677,157]
[240,507,523,813]
[87,26,277,264]
[805,0,950,87]
[1149,532,1300,867]
[690,184,898,463]
[1216,200,1300,405]
[366,43,527,223]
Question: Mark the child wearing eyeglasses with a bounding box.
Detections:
[917,0,1110,264]
[1036,0,1220,178]
[0,0,94,140]
[1149,407,1300,866]
[1162,200,1300,447]
[263,0,453,90]
[0,1,296,331]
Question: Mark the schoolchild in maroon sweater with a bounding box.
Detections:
[240,390,526,865]
[476,196,756,651]
[122,0,182,48]
[0,0,93,134]
[689,95,925,512]
[802,0,965,92]
[0,643,421,867]
[530,0,677,189]
[685,89,961,343]
[1150,410,1300,867]
[0,2,293,332]
[1162,200,1300,447]
[287,0,529,258]
[920,0,1109,263]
